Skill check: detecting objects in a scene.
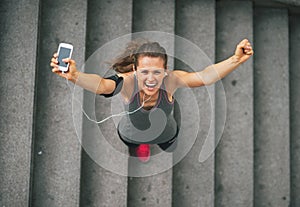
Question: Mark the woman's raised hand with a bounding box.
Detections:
[234,39,254,64]
[50,53,79,82]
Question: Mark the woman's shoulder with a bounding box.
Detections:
[117,71,135,102]
[162,70,179,96]
[164,70,180,85]
[117,71,134,79]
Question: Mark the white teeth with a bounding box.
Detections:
[145,83,157,87]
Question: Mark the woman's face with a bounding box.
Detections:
[135,56,166,96]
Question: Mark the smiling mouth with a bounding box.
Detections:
[145,82,158,90]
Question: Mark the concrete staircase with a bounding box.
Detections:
[0,0,299,206]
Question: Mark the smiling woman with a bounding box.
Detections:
[50,38,253,163]
[111,41,179,162]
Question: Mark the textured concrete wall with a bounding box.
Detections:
[215,1,254,206]
[254,8,290,207]
[30,0,86,206]
[0,0,39,206]
[290,13,300,207]
[80,0,132,206]
[173,0,215,206]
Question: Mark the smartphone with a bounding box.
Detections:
[57,43,73,72]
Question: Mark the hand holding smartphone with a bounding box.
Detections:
[57,43,73,72]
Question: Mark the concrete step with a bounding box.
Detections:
[30,0,87,206]
[290,12,300,207]
[254,7,290,207]
[126,0,175,206]
[215,1,254,206]
[80,0,132,206]
[173,0,216,206]
[0,1,299,207]
[0,0,39,206]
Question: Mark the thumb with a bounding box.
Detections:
[63,58,77,69]
[63,58,75,65]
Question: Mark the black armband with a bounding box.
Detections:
[100,74,124,98]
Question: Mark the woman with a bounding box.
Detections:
[50,39,253,162]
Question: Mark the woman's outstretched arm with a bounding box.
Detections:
[172,39,254,88]
[50,53,116,95]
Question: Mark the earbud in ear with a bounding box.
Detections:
[133,71,136,75]
[165,72,168,76]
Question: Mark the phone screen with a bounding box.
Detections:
[58,47,71,67]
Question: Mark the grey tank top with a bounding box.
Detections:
[117,76,178,144]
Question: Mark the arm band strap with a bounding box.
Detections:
[100,74,124,98]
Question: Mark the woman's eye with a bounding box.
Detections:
[141,71,148,74]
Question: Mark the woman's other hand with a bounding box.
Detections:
[234,39,254,64]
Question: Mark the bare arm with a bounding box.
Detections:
[50,53,116,94]
[172,39,254,88]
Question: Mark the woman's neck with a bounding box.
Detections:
[139,91,159,109]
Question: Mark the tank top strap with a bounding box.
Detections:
[160,78,174,104]
[160,78,168,98]
[161,78,167,90]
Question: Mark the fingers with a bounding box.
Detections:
[237,39,250,50]
[237,39,254,55]
[50,52,77,80]
[244,42,253,55]
[50,52,58,67]
[50,52,74,67]
[50,53,65,78]
[234,39,254,63]
[51,67,69,79]
[51,57,58,64]
[244,48,253,55]
[51,67,60,73]
[243,45,253,55]
[49,53,67,81]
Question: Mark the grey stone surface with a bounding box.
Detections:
[215,1,254,206]
[273,0,300,6]
[0,0,39,206]
[30,0,86,206]
[127,151,173,206]
[132,0,174,34]
[1,1,298,206]
[254,8,290,207]
[290,13,300,207]
[172,0,215,206]
[254,0,300,7]
[80,0,132,206]
[126,0,175,206]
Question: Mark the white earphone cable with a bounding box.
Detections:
[64,76,151,124]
